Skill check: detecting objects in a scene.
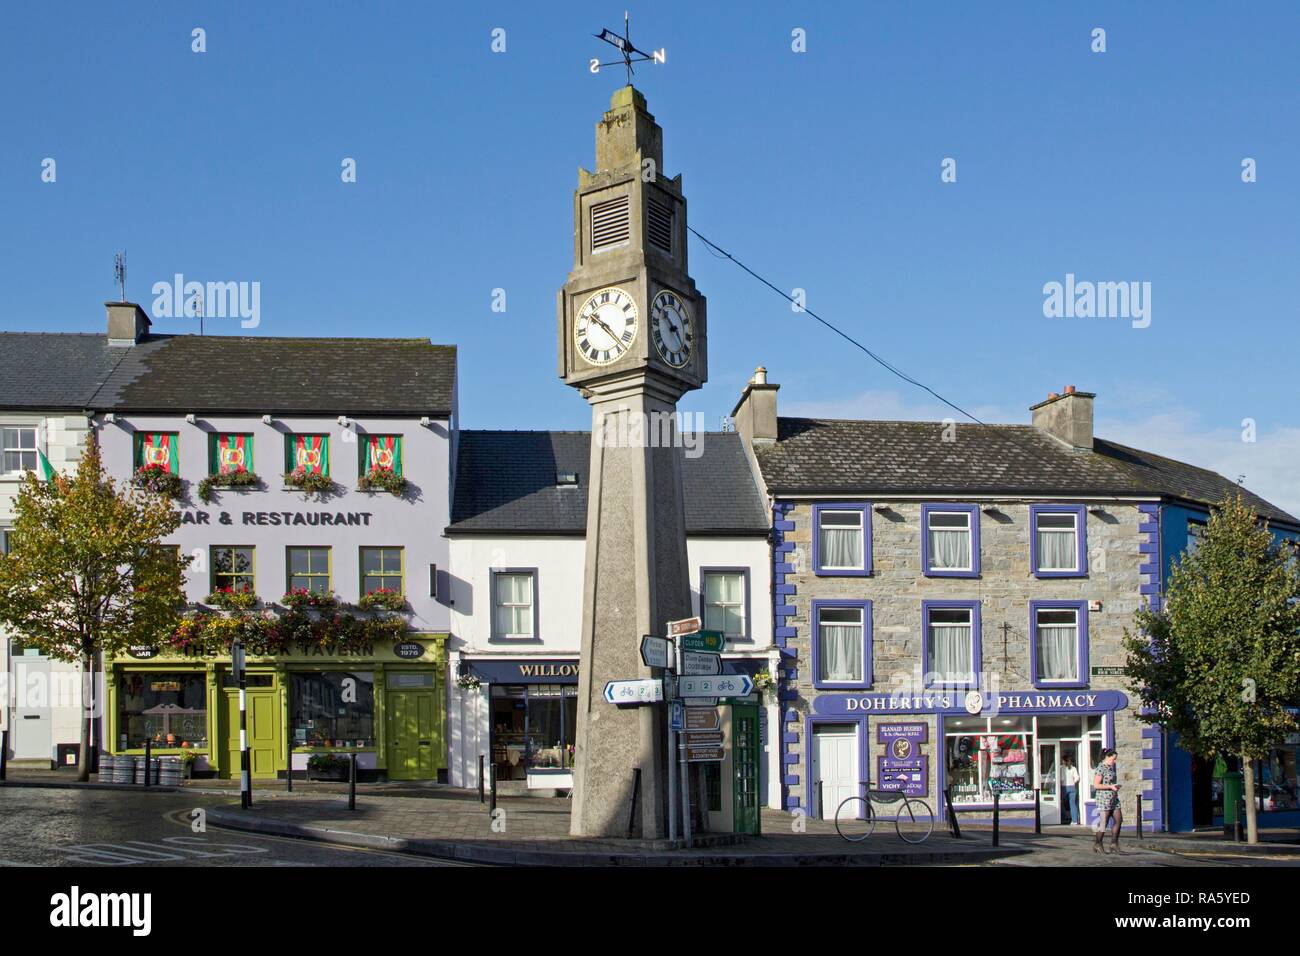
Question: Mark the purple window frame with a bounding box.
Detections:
[921,599,981,688]
[1030,504,1088,578]
[1029,600,1089,689]
[921,503,980,577]
[811,598,872,690]
[812,502,871,576]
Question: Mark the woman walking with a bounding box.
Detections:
[1093,748,1123,854]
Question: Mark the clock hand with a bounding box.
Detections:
[590,315,627,352]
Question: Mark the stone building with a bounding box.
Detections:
[732,371,1298,831]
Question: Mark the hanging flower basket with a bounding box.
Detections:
[357,588,406,612]
[357,467,407,496]
[198,470,262,504]
[131,464,184,500]
[753,670,776,695]
[455,674,481,691]
[284,467,335,496]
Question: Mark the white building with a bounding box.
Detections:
[445,429,780,819]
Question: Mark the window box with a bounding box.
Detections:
[131,464,184,500]
[357,468,408,496]
[204,586,258,611]
[357,588,406,612]
[283,468,336,496]
[921,504,980,577]
[812,503,871,576]
[811,599,872,689]
[1030,505,1088,577]
[922,600,981,687]
[307,752,350,781]
[1029,600,1089,688]
[198,470,262,504]
[281,588,339,610]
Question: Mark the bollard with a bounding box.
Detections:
[489,762,497,814]
[479,754,485,804]
[626,767,642,839]
[1135,793,1142,838]
[348,753,357,811]
[816,780,824,820]
[144,739,152,788]
[944,786,962,839]
[1033,787,1041,834]
[992,792,1001,846]
[1234,796,1246,843]
[286,738,293,793]
[0,728,8,782]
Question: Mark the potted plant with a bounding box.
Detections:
[357,467,408,496]
[357,588,406,612]
[307,752,349,781]
[205,586,258,610]
[131,463,184,500]
[179,748,199,779]
[198,469,262,504]
[284,466,335,496]
[753,670,776,696]
[281,587,339,610]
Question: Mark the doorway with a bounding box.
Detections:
[731,703,760,835]
[1038,740,1061,824]
[386,674,438,780]
[220,674,281,779]
[12,657,53,761]
[811,724,857,820]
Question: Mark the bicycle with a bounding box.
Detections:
[835,783,935,844]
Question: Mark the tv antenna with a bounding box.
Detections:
[190,288,205,336]
[113,252,126,301]
[593,11,662,85]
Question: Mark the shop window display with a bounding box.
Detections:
[490,684,577,780]
[944,717,1035,804]
[118,672,208,749]
[291,671,375,748]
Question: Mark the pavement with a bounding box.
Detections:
[5,768,1299,866]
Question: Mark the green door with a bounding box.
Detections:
[731,703,761,835]
[387,685,438,780]
[222,683,281,779]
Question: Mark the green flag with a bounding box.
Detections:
[36,449,55,481]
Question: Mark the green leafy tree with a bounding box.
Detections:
[0,437,188,781]
[1124,492,1300,843]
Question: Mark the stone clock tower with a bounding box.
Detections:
[558,86,707,838]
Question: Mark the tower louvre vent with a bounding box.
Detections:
[590,194,630,251]
[647,196,673,253]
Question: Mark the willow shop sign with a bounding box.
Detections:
[181,509,375,527]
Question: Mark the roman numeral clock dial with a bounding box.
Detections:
[651,290,693,368]
[575,287,639,366]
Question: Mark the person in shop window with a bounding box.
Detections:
[1093,748,1123,853]
[1061,755,1080,825]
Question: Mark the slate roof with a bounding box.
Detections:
[449,430,769,535]
[754,418,1299,527]
[91,335,457,416]
[0,333,133,410]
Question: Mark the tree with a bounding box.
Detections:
[0,436,187,781]
[1124,492,1300,843]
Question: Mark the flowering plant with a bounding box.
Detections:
[281,588,339,610]
[198,470,261,504]
[205,586,258,610]
[284,467,334,496]
[131,464,184,499]
[357,588,406,612]
[357,467,407,496]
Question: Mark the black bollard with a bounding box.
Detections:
[1034,788,1041,834]
[992,792,1000,846]
[1135,793,1142,838]
[348,752,357,811]
[0,728,8,782]
[489,762,497,814]
[479,754,485,804]
[944,786,962,839]
[144,738,152,788]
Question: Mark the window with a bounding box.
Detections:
[1031,505,1087,576]
[2,427,38,474]
[291,671,375,748]
[117,671,208,749]
[211,546,255,593]
[287,546,331,593]
[813,600,870,687]
[1031,602,1088,686]
[286,434,329,475]
[134,432,179,473]
[944,716,1035,805]
[210,433,253,475]
[922,504,979,576]
[0,527,11,555]
[702,569,747,640]
[492,570,537,639]
[813,503,870,575]
[1187,520,1207,556]
[362,435,402,476]
[361,547,404,595]
[924,601,980,686]
[490,684,578,779]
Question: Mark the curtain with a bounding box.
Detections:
[495,574,532,636]
[818,623,861,682]
[928,529,970,569]
[215,434,251,474]
[137,433,177,472]
[929,624,972,680]
[1037,625,1078,680]
[365,435,403,475]
[819,527,861,568]
[1037,529,1076,570]
[288,434,328,474]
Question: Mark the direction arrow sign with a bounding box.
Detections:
[681,629,725,653]
[677,674,753,698]
[685,731,724,748]
[684,707,721,732]
[603,679,663,705]
[640,635,670,669]
[667,616,702,637]
[681,650,721,676]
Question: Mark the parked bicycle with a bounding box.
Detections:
[835,782,934,844]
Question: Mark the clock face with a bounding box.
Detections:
[575,287,639,366]
[650,290,693,368]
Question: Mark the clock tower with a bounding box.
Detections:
[559,86,707,838]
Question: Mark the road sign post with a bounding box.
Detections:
[640,635,670,669]
[681,650,721,676]
[602,679,663,705]
[680,630,725,653]
[677,674,754,699]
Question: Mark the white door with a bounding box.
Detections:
[1038,740,1061,825]
[812,725,857,821]
[13,657,53,761]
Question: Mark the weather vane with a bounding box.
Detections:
[593,11,663,86]
[113,251,126,302]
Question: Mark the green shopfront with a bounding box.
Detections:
[108,635,448,781]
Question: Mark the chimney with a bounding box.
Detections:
[106,301,151,346]
[1030,385,1095,451]
[731,366,780,445]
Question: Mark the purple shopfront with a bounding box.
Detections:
[807,689,1129,827]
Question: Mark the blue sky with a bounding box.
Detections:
[3,2,1298,514]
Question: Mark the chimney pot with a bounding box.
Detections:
[1048,392,1059,400]
[1064,384,1076,394]
[752,366,767,386]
